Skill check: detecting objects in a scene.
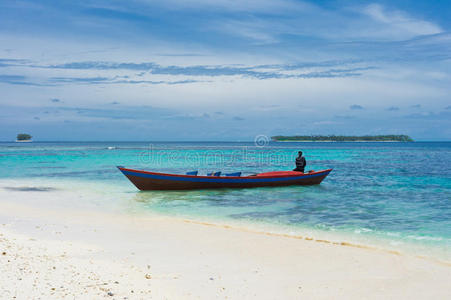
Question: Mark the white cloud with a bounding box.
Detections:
[363,4,442,38]
[216,19,279,44]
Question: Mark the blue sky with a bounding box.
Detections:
[0,0,450,141]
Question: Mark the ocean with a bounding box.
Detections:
[1,141,450,259]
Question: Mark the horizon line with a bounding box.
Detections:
[2,140,451,143]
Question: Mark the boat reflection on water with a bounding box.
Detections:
[126,183,327,220]
[131,188,246,205]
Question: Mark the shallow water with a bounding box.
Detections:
[1,141,450,259]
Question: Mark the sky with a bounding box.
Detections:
[0,0,450,141]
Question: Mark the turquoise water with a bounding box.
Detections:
[1,141,450,258]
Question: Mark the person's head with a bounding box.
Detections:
[298,151,303,156]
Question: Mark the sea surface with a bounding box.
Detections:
[1,141,450,259]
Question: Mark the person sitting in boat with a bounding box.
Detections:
[293,151,306,173]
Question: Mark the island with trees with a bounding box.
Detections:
[271,135,413,142]
[16,133,32,142]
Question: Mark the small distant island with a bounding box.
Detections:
[16,133,32,142]
[271,135,413,142]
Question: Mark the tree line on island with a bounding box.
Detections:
[16,133,32,141]
[271,135,413,142]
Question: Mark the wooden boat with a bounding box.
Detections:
[118,166,332,191]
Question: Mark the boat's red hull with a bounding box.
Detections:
[118,167,332,191]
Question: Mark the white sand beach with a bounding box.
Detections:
[1,182,450,299]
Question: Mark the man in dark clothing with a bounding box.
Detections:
[293,151,306,172]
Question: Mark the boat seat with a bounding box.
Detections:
[208,171,221,176]
[225,172,241,177]
[186,171,198,176]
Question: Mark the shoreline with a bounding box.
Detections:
[1,184,451,298]
[2,197,450,267]
[0,177,449,262]
[2,203,451,299]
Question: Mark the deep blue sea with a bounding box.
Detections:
[1,141,450,259]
